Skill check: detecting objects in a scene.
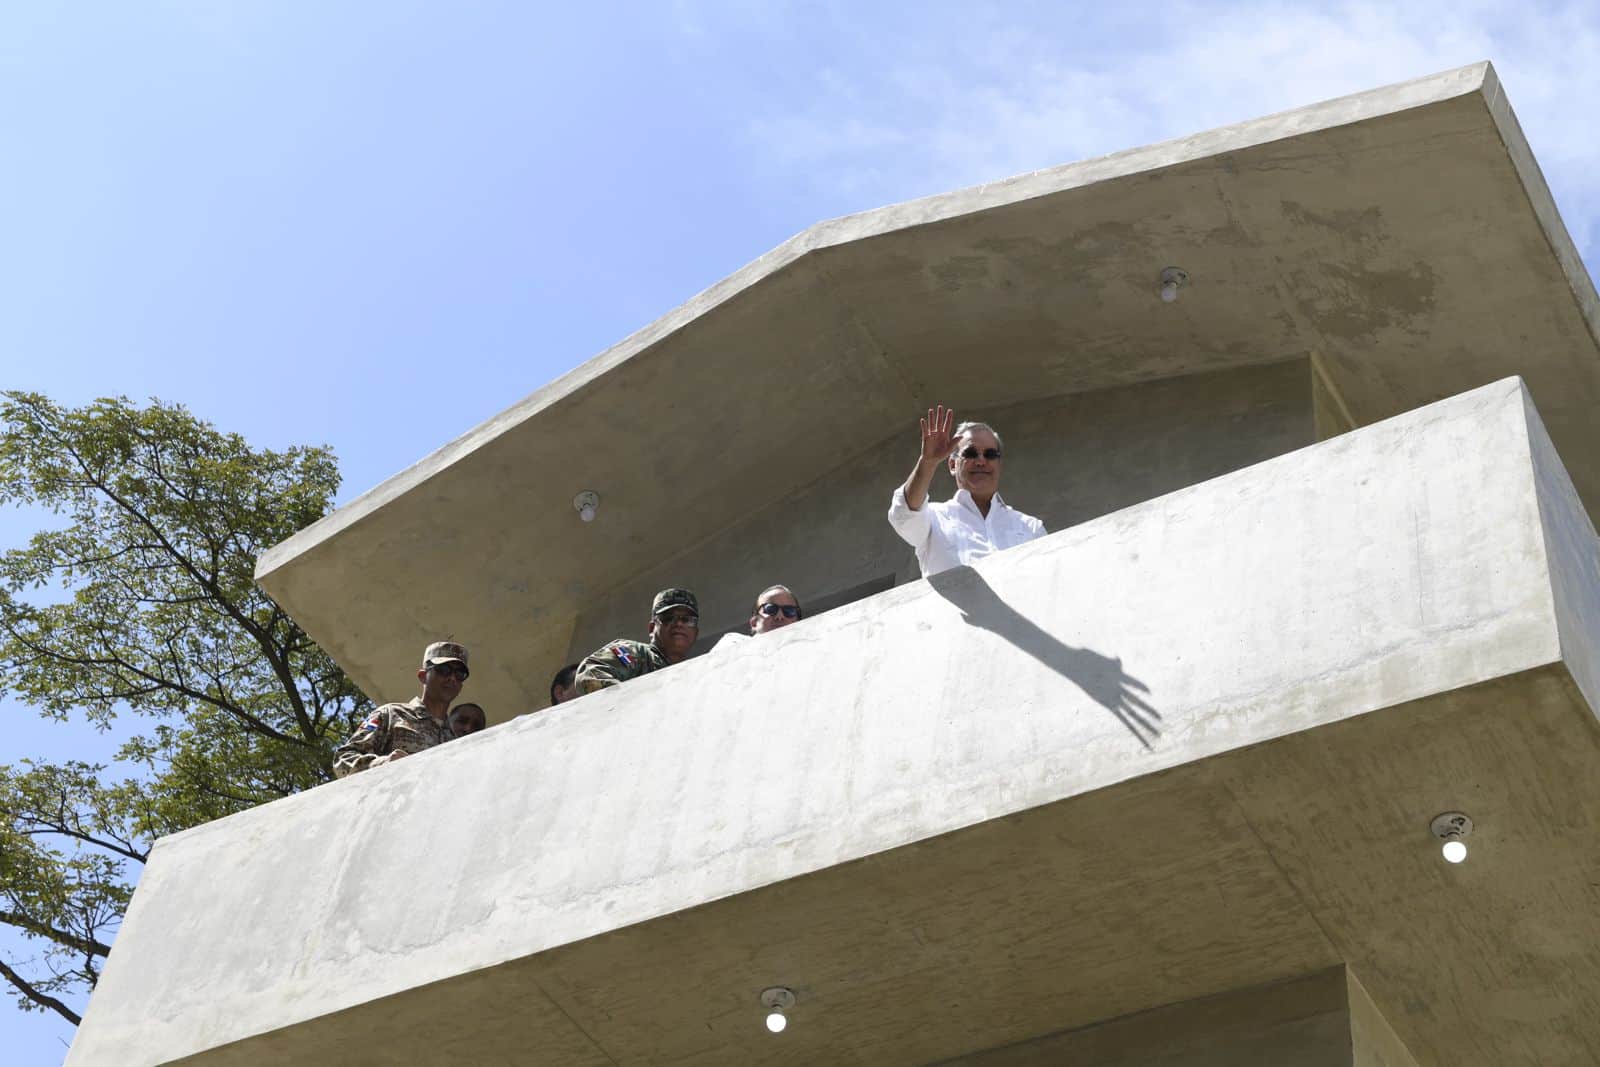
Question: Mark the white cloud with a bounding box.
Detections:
[742,0,1600,262]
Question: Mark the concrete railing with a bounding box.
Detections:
[67,378,1600,1066]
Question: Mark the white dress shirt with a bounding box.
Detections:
[887,485,1047,577]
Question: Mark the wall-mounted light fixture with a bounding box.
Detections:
[760,986,796,1033]
[1159,266,1188,303]
[1431,811,1473,864]
[573,490,599,523]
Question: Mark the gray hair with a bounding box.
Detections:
[951,420,1004,457]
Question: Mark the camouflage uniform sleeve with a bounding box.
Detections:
[333,707,395,778]
[574,641,647,694]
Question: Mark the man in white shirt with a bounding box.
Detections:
[887,405,1046,577]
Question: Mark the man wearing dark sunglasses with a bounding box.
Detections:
[710,584,806,653]
[750,584,803,634]
[575,587,701,693]
[887,405,1046,577]
[333,641,472,777]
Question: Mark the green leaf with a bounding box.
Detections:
[0,393,371,1025]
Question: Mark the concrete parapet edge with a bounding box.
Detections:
[73,378,1574,1065]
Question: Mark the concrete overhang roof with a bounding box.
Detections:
[256,61,1600,712]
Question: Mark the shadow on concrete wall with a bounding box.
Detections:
[926,567,1160,748]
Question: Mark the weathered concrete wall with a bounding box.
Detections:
[1524,387,1600,716]
[1348,970,1421,1067]
[254,63,1600,733]
[69,379,1590,1066]
[942,968,1387,1067]
[567,358,1314,662]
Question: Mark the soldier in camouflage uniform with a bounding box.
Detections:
[333,641,471,778]
[574,588,699,694]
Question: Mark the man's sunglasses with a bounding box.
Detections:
[656,611,699,628]
[960,447,1003,461]
[429,663,470,680]
[758,603,800,619]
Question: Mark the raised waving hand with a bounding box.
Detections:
[902,404,957,511]
[919,404,956,464]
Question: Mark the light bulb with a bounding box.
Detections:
[579,503,597,522]
[573,490,600,523]
[760,986,796,1032]
[1430,812,1473,864]
[1158,266,1187,303]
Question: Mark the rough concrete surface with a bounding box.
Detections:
[69,380,1600,1065]
[938,967,1408,1067]
[1346,970,1422,1067]
[1524,386,1600,715]
[568,358,1315,665]
[254,62,1600,738]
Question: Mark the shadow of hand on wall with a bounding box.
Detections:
[926,567,1161,749]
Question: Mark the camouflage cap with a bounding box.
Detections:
[651,588,698,617]
[423,641,469,667]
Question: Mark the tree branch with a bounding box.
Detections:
[14,824,147,865]
[91,451,318,741]
[0,908,112,959]
[5,625,304,747]
[0,956,81,1026]
[27,411,315,734]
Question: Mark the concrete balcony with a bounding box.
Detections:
[69,378,1600,1065]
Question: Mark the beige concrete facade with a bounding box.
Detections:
[69,379,1600,1064]
[254,61,1600,728]
[943,968,1416,1066]
[68,65,1600,1065]
[572,357,1316,659]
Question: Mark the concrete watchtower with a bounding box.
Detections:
[70,63,1600,1065]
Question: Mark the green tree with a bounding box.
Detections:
[0,392,369,1026]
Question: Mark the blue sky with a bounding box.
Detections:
[3,1,1597,1060]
